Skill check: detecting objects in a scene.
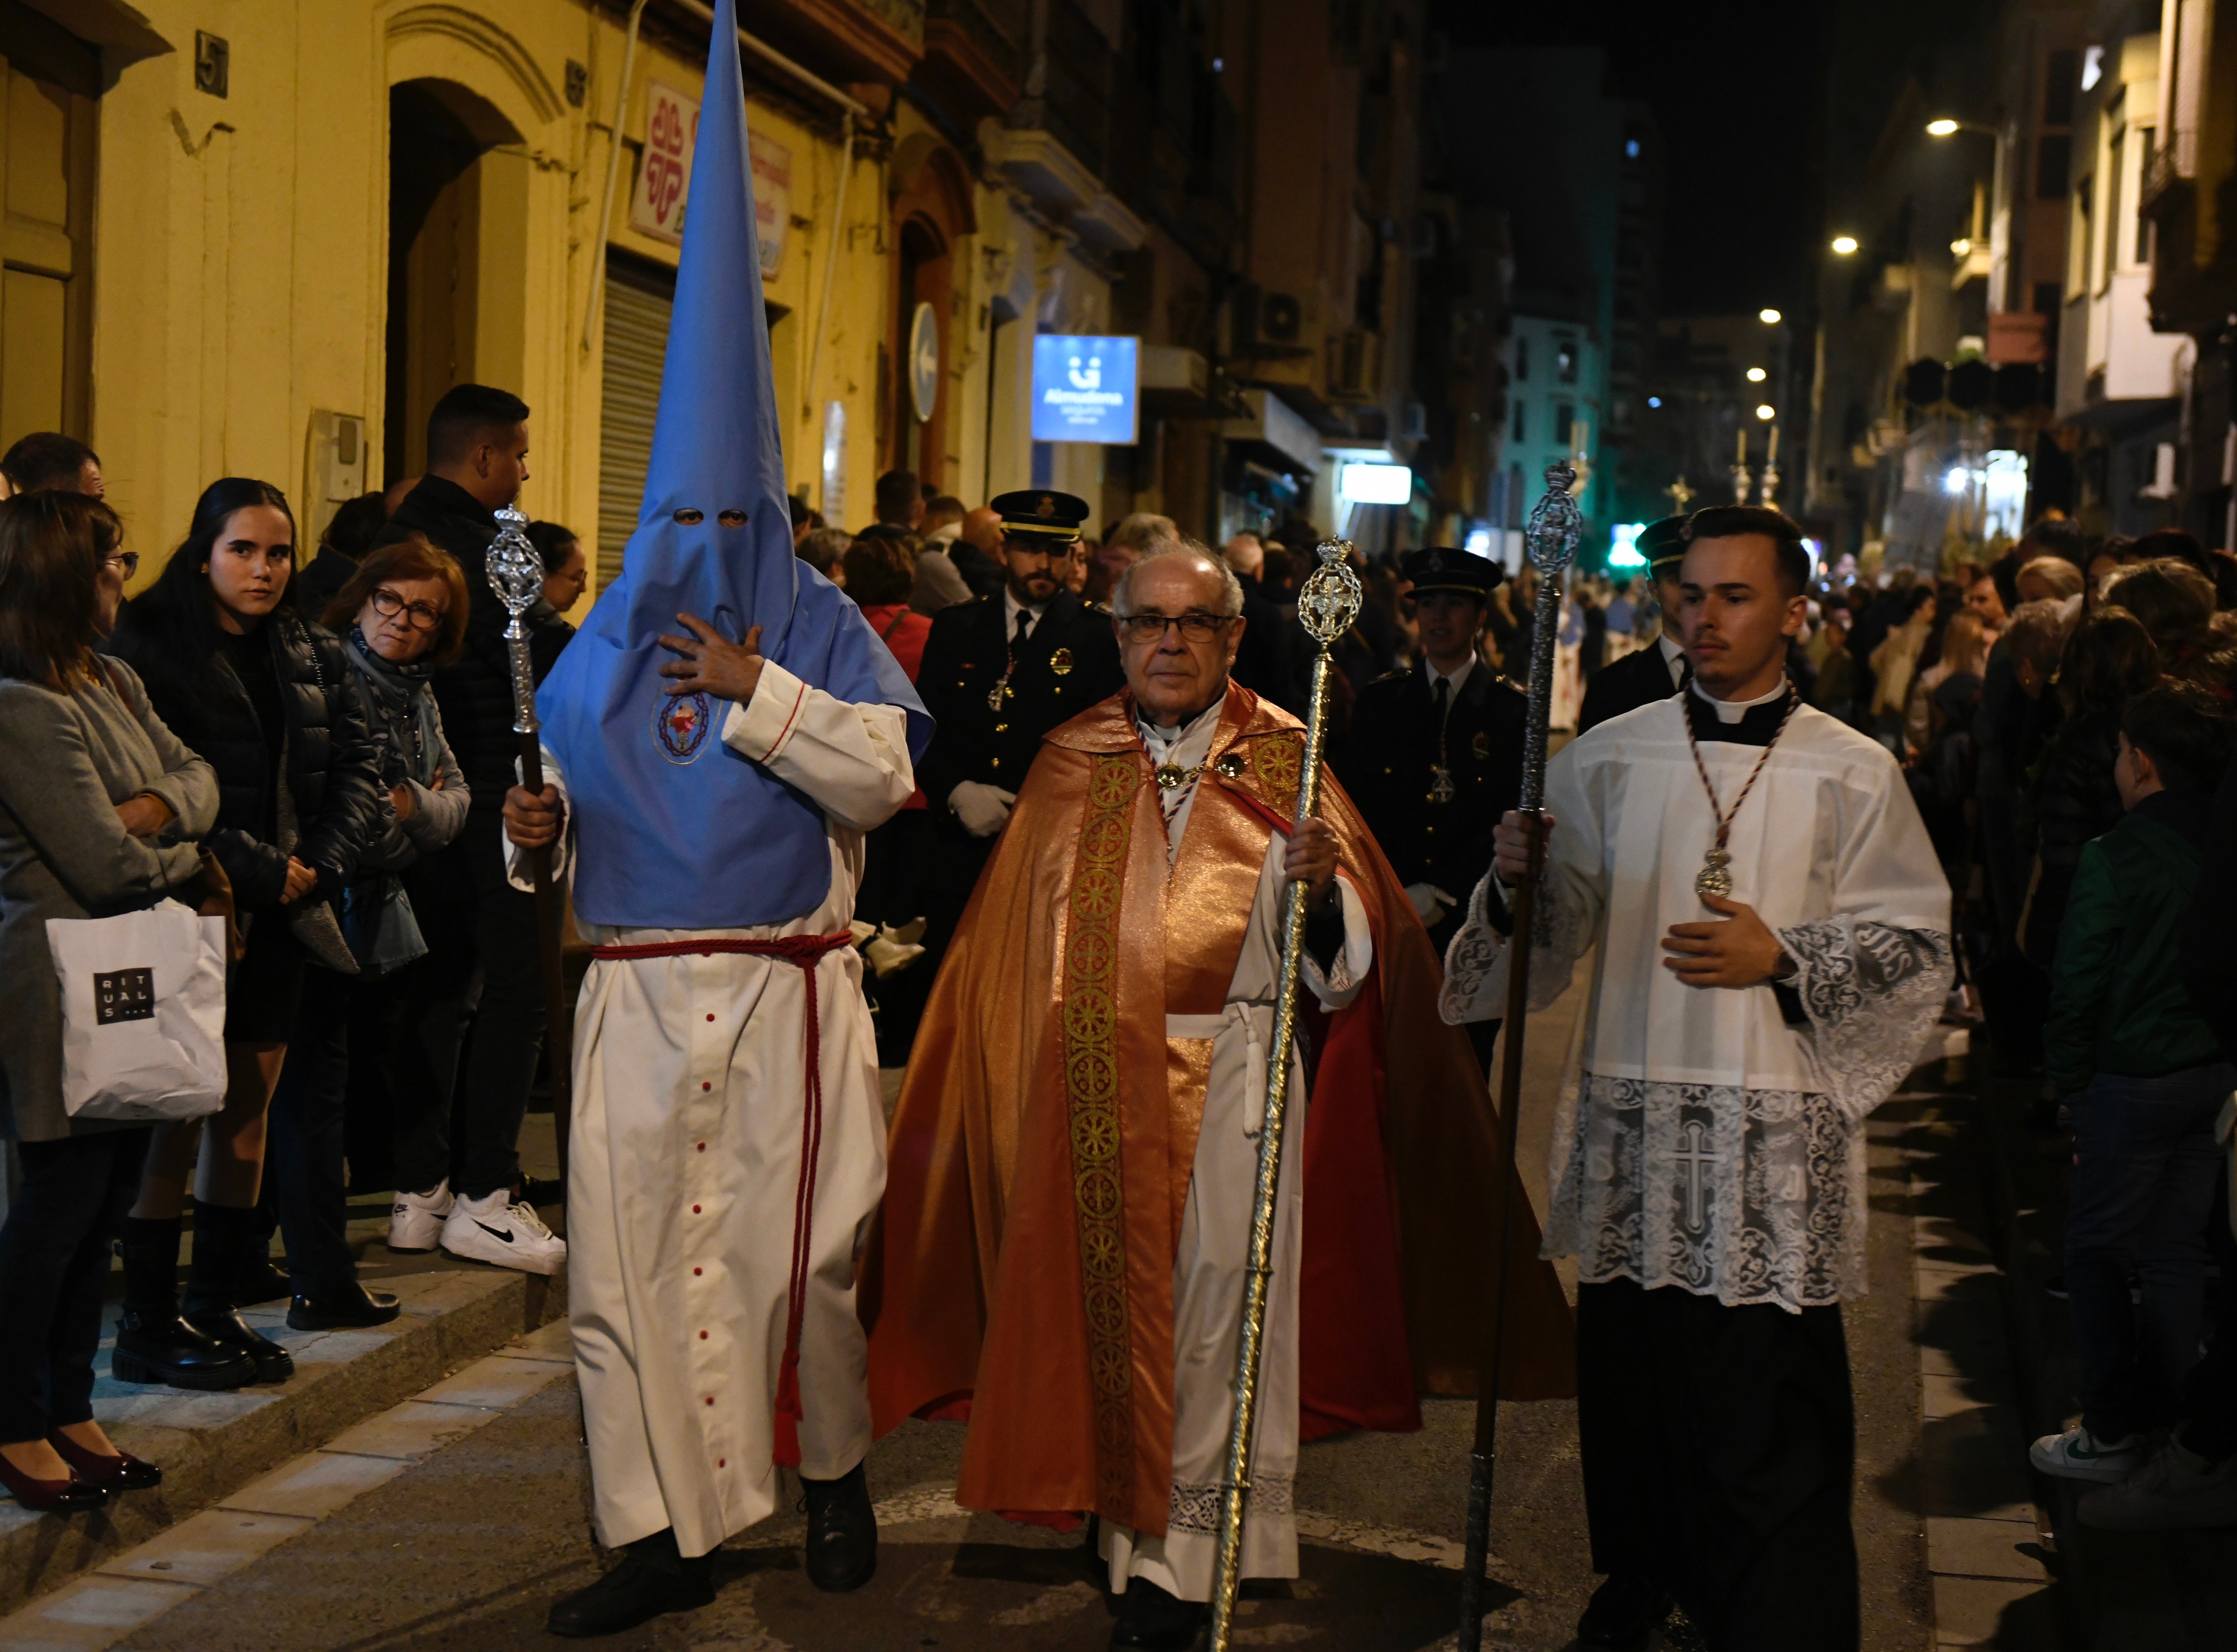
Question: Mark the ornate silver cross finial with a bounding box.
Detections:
[487,505,545,738]
[1296,539,1363,647]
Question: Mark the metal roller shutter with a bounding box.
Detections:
[597,261,675,580]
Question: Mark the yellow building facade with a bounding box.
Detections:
[3,0,1141,603]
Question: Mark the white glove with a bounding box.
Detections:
[950,781,1018,838]
[1405,882,1457,926]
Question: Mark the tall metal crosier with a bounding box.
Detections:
[1207,539,1363,1652]
[487,507,573,1213]
[1457,462,1582,1650]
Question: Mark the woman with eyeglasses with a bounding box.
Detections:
[0,492,224,1508]
[259,537,474,1325]
[103,478,383,1391]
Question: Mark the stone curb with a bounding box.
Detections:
[0,1263,565,1620]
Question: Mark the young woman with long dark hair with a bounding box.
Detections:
[104,478,383,1389]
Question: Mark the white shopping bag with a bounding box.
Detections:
[47,900,228,1122]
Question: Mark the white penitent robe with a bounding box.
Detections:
[1441,686,1952,1312]
[509,661,914,1558]
[1101,698,1373,1603]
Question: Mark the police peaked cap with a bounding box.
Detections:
[1401,545,1503,599]
[1638,515,1691,570]
[990,489,1091,543]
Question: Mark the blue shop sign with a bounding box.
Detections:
[1032,335,1139,445]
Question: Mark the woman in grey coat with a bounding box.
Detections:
[261,533,473,1329]
[0,493,227,1510]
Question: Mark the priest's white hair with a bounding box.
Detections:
[1110,539,1245,619]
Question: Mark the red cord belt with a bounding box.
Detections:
[588,932,855,1468]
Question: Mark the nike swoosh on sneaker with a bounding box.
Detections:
[474,1221,516,1244]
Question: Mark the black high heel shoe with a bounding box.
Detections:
[47,1431,162,1492]
[0,1450,108,1513]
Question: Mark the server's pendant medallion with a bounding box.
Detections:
[1695,846,1734,901]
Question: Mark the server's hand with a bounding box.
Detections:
[1404,882,1455,925]
[950,781,1017,838]
[1491,810,1553,886]
[1661,892,1784,987]
[1284,817,1339,909]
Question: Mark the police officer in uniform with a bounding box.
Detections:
[1339,546,1525,969]
[908,490,1125,1035]
[1576,514,1690,735]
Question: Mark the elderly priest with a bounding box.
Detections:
[868,541,1573,1652]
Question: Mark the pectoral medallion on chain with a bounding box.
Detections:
[986,676,1015,714]
[1695,846,1734,901]
[1427,765,1456,804]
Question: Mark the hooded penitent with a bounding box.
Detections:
[536,0,929,930]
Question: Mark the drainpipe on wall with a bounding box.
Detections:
[582,0,650,358]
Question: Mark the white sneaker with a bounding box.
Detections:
[440,1188,567,1275]
[389,1181,454,1253]
[2079,1434,2237,1529]
[2030,1424,2145,1483]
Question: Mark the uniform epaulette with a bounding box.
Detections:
[1083,600,1109,614]
[1369,668,1409,685]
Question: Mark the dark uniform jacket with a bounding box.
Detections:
[915,587,1124,891]
[1337,661,1525,944]
[373,475,571,814]
[1577,636,1683,735]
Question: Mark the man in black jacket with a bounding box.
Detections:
[373,384,569,1274]
[910,490,1124,1030]
[1576,515,1689,734]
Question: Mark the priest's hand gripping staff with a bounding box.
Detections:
[1457,462,1583,1650]
[1207,539,1363,1652]
[488,506,572,1219]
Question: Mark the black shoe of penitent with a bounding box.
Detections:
[799,1462,878,1592]
[546,1530,714,1638]
[1109,1578,1208,1651]
[1576,1571,1674,1652]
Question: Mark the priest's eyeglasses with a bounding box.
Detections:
[1117,609,1231,644]
[370,587,445,631]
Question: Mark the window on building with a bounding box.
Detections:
[1512,400,1526,443]
[2044,49,2079,125]
[2135,127,2157,262]
[2069,175,2093,294]
[1514,336,1529,382]
[1554,403,1574,446]
[2103,128,2124,286]
[2037,134,2072,198]
[1555,335,1578,383]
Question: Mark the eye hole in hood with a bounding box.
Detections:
[717,509,747,528]
[673,508,704,525]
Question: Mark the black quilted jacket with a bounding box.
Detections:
[106,607,384,912]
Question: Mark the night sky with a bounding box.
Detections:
[1432,0,1834,317]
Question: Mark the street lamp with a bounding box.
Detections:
[1830,235,1860,255]
[1926,118,1960,137]
[1755,405,1776,421]
[1759,308,1782,324]
[1747,367,1767,382]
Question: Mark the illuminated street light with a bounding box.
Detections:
[1755,405,1776,421]
[1759,308,1782,324]
[1830,235,1860,255]
[1926,118,1960,136]
[1747,367,1768,383]
[1952,238,1972,256]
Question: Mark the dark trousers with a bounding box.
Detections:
[267,965,357,1296]
[1578,1279,1859,1651]
[394,812,545,1199]
[0,1129,150,1441]
[2182,1221,2237,1462]
[2065,1063,2233,1439]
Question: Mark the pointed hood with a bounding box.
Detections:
[535,0,930,930]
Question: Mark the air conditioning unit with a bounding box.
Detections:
[1230,284,1309,359]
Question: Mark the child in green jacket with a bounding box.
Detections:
[2032,684,2235,1488]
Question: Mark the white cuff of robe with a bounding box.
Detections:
[721,660,811,764]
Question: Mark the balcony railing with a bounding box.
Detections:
[1041,0,1110,179]
[922,0,1023,113]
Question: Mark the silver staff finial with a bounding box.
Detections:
[487,505,546,737]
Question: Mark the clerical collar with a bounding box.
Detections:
[1684,677,1795,745]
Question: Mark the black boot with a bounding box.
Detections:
[1110,1578,1207,1651]
[800,1462,878,1592]
[182,1201,295,1383]
[546,1529,714,1638]
[287,1279,401,1331]
[1576,1573,1673,1652]
[112,1216,255,1391]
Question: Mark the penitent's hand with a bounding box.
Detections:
[1661,892,1785,988]
[658,614,764,704]
[1283,817,1339,910]
[1492,809,1554,886]
[505,784,563,850]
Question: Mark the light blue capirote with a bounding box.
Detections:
[535,0,930,930]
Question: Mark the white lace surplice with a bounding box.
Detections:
[1441,697,1952,1311]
